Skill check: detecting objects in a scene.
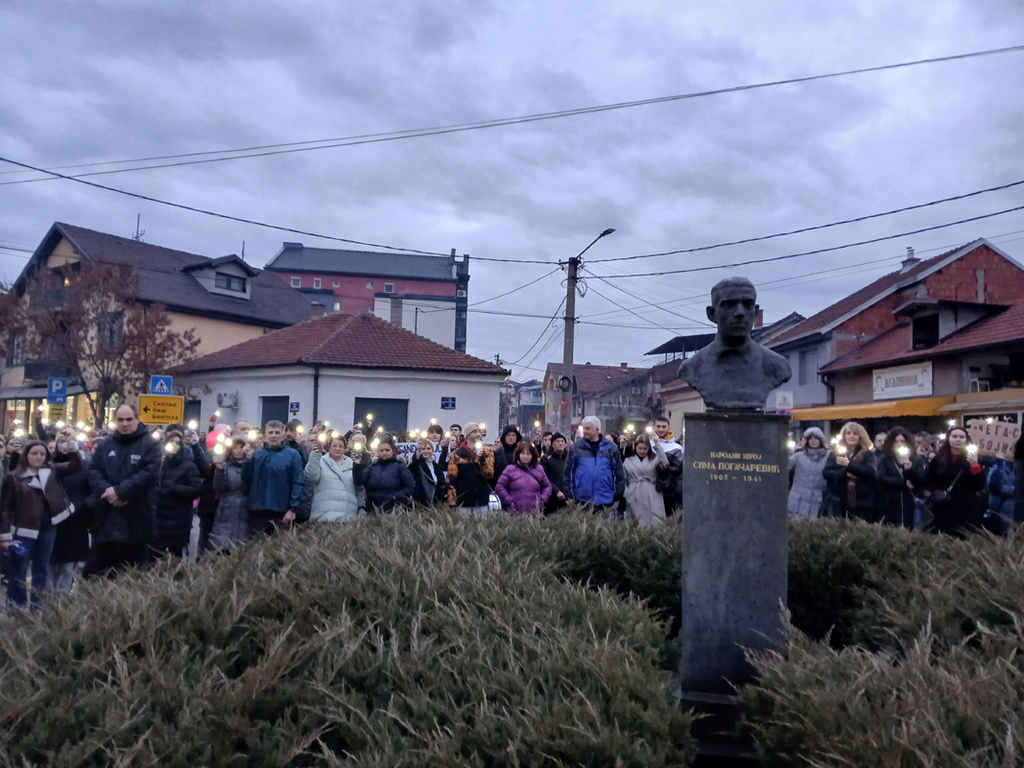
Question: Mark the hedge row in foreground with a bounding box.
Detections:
[743,521,1024,768]
[5,508,1024,768]
[0,511,693,768]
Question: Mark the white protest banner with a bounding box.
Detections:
[965,418,1021,457]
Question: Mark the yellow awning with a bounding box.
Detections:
[791,396,955,421]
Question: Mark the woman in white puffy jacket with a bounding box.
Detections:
[304,432,363,521]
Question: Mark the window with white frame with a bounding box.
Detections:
[291,276,301,287]
[333,280,340,287]
[314,278,322,289]
[384,282,395,293]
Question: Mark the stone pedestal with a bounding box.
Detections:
[680,411,788,695]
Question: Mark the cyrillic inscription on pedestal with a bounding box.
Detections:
[680,411,788,695]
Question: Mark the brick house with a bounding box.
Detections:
[264,242,470,351]
[767,239,1024,414]
[765,238,1024,432]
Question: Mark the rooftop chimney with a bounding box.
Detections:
[621,363,628,369]
[311,301,326,318]
[901,246,920,273]
[754,309,764,329]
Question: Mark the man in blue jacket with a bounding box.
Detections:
[564,416,625,515]
[243,420,304,536]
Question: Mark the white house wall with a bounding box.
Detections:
[182,365,501,433]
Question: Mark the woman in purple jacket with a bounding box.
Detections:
[495,441,552,515]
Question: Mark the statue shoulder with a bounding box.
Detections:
[759,343,792,382]
[677,349,707,381]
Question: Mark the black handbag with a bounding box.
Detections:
[929,470,962,506]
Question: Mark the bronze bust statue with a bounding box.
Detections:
[677,277,792,410]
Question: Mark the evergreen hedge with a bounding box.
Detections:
[6,506,1022,767]
[0,510,693,767]
[742,522,1024,767]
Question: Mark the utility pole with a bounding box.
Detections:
[561,256,579,436]
[560,228,615,435]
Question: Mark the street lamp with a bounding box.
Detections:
[561,228,616,434]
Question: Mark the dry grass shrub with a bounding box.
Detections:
[742,521,1024,767]
[0,509,693,767]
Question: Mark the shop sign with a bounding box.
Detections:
[872,362,933,400]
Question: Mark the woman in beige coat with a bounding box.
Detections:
[622,435,669,527]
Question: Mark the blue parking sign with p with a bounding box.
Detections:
[47,377,67,404]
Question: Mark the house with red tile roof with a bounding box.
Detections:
[765,238,1024,418]
[180,312,507,430]
[541,362,654,433]
[811,297,1024,426]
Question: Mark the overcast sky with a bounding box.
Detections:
[2,0,1022,381]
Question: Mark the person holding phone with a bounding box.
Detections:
[924,427,985,537]
[305,429,362,521]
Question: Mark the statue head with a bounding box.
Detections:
[707,277,759,344]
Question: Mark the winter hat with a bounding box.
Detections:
[802,427,826,442]
[461,422,480,437]
[551,432,567,443]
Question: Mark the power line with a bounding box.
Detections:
[4,45,1021,185]
[509,297,566,366]
[584,269,712,326]
[517,325,564,376]
[585,206,1024,279]
[587,179,1024,264]
[419,268,561,314]
[0,154,540,263]
[585,282,682,336]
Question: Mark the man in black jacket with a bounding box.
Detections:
[84,404,162,578]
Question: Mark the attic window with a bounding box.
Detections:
[384,282,395,294]
[912,314,940,350]
[314,278,322,289]
[291,276,301,288]
[215,272,247,292]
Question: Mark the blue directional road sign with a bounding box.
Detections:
[47,377,68,404]
[150,375,173,395]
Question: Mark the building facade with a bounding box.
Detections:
[1,222,314,431]
[264,242,470,351]
[766,240,1024,414]
[179,312,507,433]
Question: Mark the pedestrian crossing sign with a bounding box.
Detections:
[150,375,173,395]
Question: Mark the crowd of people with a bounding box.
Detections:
[788,420,1023,538]
[0,407,685,609]
[5,402,1018,610]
